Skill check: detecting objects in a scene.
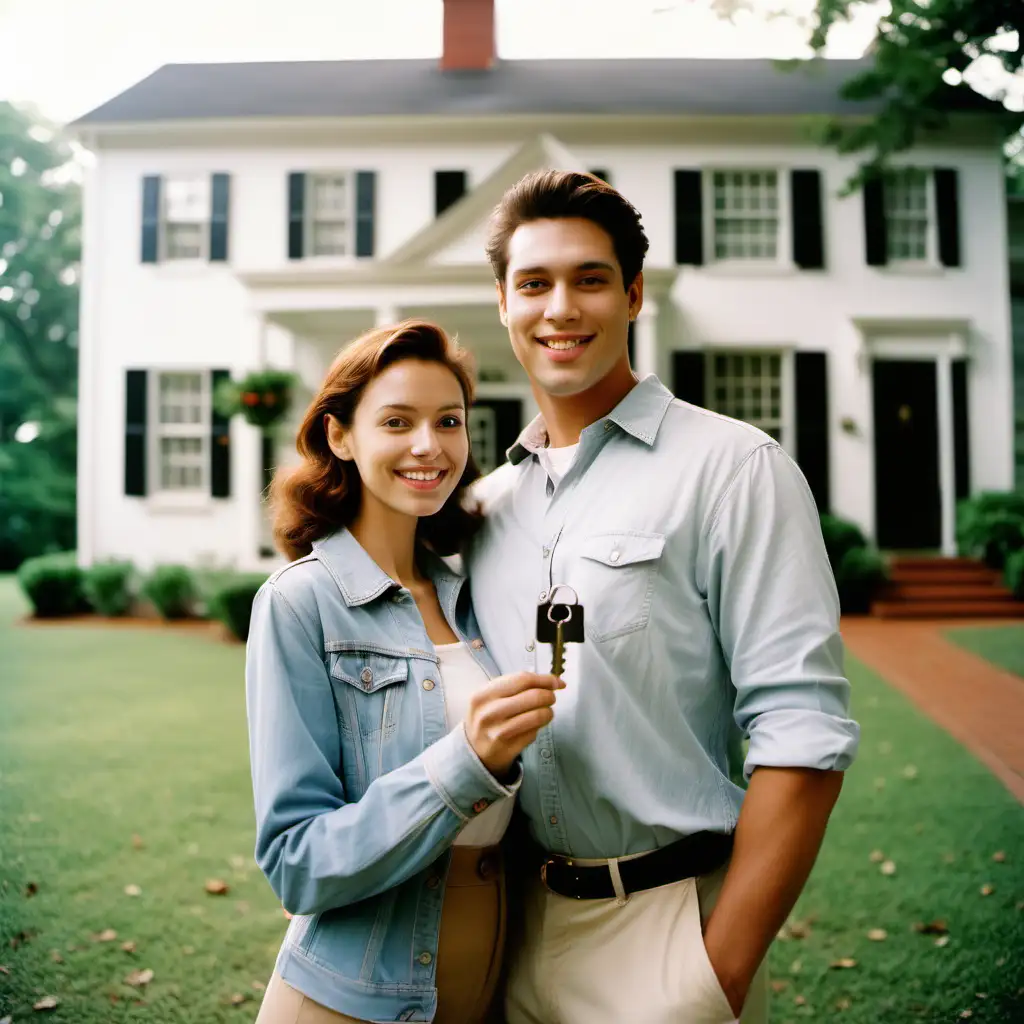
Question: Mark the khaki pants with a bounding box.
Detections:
[504,864,769,1024]
[256,846,505,1024]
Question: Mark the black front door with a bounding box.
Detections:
[872,359,941,550]
[470,398,523,474]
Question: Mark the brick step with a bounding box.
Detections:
[887,567,999,585]
[870,599,1024,619]
[881,583,1015,601]
[887,556,986,571]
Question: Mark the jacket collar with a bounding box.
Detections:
[507,373,674,465]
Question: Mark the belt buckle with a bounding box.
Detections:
[539,857,555,892]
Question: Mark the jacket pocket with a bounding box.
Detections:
[576,531,665,642]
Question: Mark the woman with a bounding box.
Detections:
[247,319,562,1024]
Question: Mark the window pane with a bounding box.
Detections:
[164,178,211,222]
[159,372,204,425]
[711,169,779,261]
[159,436,204,491]
[311,221,351,257]
[706,350,783,441]
[165,222,204,260]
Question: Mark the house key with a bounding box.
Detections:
[536,584,585,676]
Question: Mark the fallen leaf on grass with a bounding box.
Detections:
[901,764,918,780]
[873,777,886,790]
[228,993,248,1006]
[93,929,118,943]
[121,941,137,953]
[992,851,1006,863]
[959,1012,973,1019]
[49,950,63,964]
[251,980,266,992]
[830,958,857,969]
[33,995,59,1011]
[229,855,247,870]
[10,930,36,949]
[770,980,790,993]
[1,1014,12,1023]
[935,936,951,948]
[125,968,154,987]
[0,964,9,975]
[789,959,802,974]
[980,884,995,896]
[880,860,897,876]
[25,881,38,897]
[182,946,195,956]
[914,919,949,935]
[867,929,888,941]
[794,995,807,1006]
[942,853,957,864]
[205,879,230,896]
[131,834,145,850]
[869,850,885,863]
[996,957,1007,967]
[124,884,141,897]
[836,998,852,1010]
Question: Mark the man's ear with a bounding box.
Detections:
[495,280,508,327]
[627,271,644,322]
[324,414,353,461]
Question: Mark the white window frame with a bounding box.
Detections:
[884,167,938,267]
[703,168,791,268]
[160,176,210,263]
[305,171,358,259]
[148,369,211,500]
[704,348,794,451]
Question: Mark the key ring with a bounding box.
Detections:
[546,584,579,607]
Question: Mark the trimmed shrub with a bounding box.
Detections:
[819,513,868,575]
[956,492,1024,569]
[141,564,197,620]
[17,551,86,618]
[208,573,268,642]
[83,560,135,617]
[1005,548,1024,600]
[835,546,888,615]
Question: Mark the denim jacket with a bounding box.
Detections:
[245,528,516,1022]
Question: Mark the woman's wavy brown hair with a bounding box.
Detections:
[270,319,482,562]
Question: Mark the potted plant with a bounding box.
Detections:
[215,369,298,430]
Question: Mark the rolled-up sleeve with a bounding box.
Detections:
[705,444,860,779]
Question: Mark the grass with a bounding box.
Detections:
[944,624,1024,680]
[1,576,1023,1022]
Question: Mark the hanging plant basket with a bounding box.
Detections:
[215,370,299,430]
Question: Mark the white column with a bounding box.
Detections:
[376,305,400,327]
[936,351,957,557]
[633,303,659,379]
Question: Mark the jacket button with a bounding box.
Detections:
[422,678,435,691]
[477,856,495,880]
[426,874,440,890]
[608,549,621,563]
[472,799,490,814]
[471,638,484,650]
[417,951,433,966]
[360,667,373,684]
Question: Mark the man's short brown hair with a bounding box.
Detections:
[485,170,650,290]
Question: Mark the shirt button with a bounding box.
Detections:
[425,875,440,890]
[541,748,552,759]
[542,546,551,558]
[417,951,433,966]
[360,667,373,684]
[526,641,535,652]
[608,549,621,563]
[422,678,435,691]
[471,638,484,650]
[549,815,559,825]
[473,799,490,814]
[538,590,548,602]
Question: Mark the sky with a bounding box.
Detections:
[0,0,888,124]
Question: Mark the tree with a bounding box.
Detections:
[0,101,80,569]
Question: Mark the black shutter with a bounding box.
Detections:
[674,170,704,266]
[141,176,161,263]
[125,370,148,496]
[794,352,830,512]
[435,170,467,217]
[288,172,306,260]
[790,169,825,270]
[672,352,706,407]
[210,369,231,498]
[935,168,961,268]
[589,168,610,184]
[952,358,970,500]
[863,176,888,267]
[209,173,230,262]
[355,171,376,258]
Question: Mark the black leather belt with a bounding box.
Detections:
[538,831,734,900]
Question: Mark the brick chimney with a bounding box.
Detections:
[441,0,496,72]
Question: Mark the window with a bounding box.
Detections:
[153,371,209,492]
[468,406,498,475]
[707,352,784,442]
[885,168,931,262]
[308,173,355,256]
[163,178,210,260]
[710,170,780,261]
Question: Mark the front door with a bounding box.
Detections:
[872,359,941,550]
[469,398,523,475]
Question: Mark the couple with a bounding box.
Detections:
[246,170,860,1024]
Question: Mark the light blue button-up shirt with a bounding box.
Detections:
[466,375,860,859]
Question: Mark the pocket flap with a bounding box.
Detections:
[579,531,666,568]
[331,652,409,693]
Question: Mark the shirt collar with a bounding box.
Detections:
[507,374,675,466]
[311,528,463,607]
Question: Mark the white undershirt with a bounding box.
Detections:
[539,442,579,486]
[435,642,515,847]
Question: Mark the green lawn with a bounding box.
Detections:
[1,577,1023,1023]
[944,624,1024,679]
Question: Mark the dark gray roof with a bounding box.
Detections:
[73,57,917,125]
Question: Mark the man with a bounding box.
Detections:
[466,170,859,1024]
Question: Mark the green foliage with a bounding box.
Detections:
[834,544,889,614]
[82,559,135,616]
[0,101,80,569]
[16,550,84,617]
[956,491,1024,569]
[214,369,298,430]
[819,512,869,574]
[1004,547,1024,599]
[141,564,197,620]
[207,572,268,642]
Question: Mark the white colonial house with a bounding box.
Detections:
[70,0,1018,573]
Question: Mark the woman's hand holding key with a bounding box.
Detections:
[465,672,566,779]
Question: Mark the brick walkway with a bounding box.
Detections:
[841,618,1024,803]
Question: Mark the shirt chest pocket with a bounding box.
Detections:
[329,651,409,742]
[574,531,665,642]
